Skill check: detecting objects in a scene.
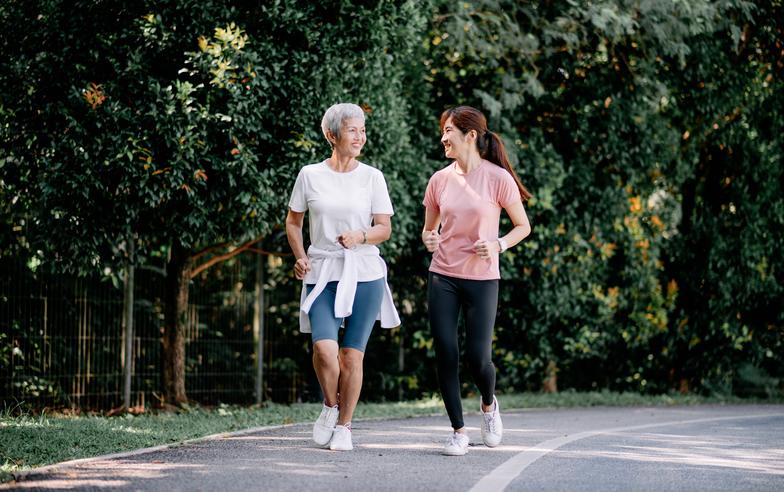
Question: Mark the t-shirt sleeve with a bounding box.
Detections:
[497,171,522,208]
[423,174,440,211]
[371,170,394,215]
[288,169,308,212]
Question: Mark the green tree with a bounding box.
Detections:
[3,0,781,406]
[420,0,782,394]
[0,0,431,404]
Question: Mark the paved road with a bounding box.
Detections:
[5,405,783,491]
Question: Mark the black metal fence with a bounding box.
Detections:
[0,253,314,411]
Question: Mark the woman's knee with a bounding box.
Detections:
[339,348,365,373]
[466,349,493,374]
[313,340,339,366]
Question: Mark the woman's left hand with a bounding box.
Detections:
[473,239,499,260]
[337,230,363,249]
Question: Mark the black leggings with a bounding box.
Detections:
[428,272,499,430]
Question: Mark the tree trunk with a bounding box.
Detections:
[542,360,558,393]
[163,240,191,406]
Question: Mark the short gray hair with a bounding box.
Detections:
[321,103,365,144]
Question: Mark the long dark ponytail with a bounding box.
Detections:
[440,106,532,201]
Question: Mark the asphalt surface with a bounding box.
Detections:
[5,405,783,491]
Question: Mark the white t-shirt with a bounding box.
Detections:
[288,160,394,283]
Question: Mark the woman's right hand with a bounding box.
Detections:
[294,257,311,280]
[422,230,440,252]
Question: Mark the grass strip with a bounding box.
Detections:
[1,391,778,483]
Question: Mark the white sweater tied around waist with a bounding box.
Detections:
[298,246,400,334]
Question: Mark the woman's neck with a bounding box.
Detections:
[455,150,483,174]
[327,151,357,173]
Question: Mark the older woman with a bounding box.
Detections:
[285,103,399,451]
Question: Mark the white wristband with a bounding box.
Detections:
[498,238,508,253]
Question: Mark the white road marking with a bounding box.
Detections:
[469,412,784,492]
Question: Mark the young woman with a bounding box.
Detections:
[422,106,531,456]
[286,103,400,451]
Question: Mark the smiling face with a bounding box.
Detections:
[442,117,473,160]
[331,117,366,158]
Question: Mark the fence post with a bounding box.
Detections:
[122,239,135,410]
[253,254,265,405]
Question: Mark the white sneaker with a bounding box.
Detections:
[481,395,503,447]
[313,403,339,446]
[329,424,353,451]
[442,431,469,456]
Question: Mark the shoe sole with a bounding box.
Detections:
[442,450,467,456]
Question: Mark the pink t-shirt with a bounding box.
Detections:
[423,160,521,280]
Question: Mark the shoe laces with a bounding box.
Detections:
[448,432,465,447]
[483,411,497,434]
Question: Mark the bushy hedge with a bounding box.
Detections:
[397,0,783,397]
[0,0,430,266]
[1,0,781,403]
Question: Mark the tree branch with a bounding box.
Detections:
[190,237,260,279]
[247,247,292,257]
[191,241,231,262]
